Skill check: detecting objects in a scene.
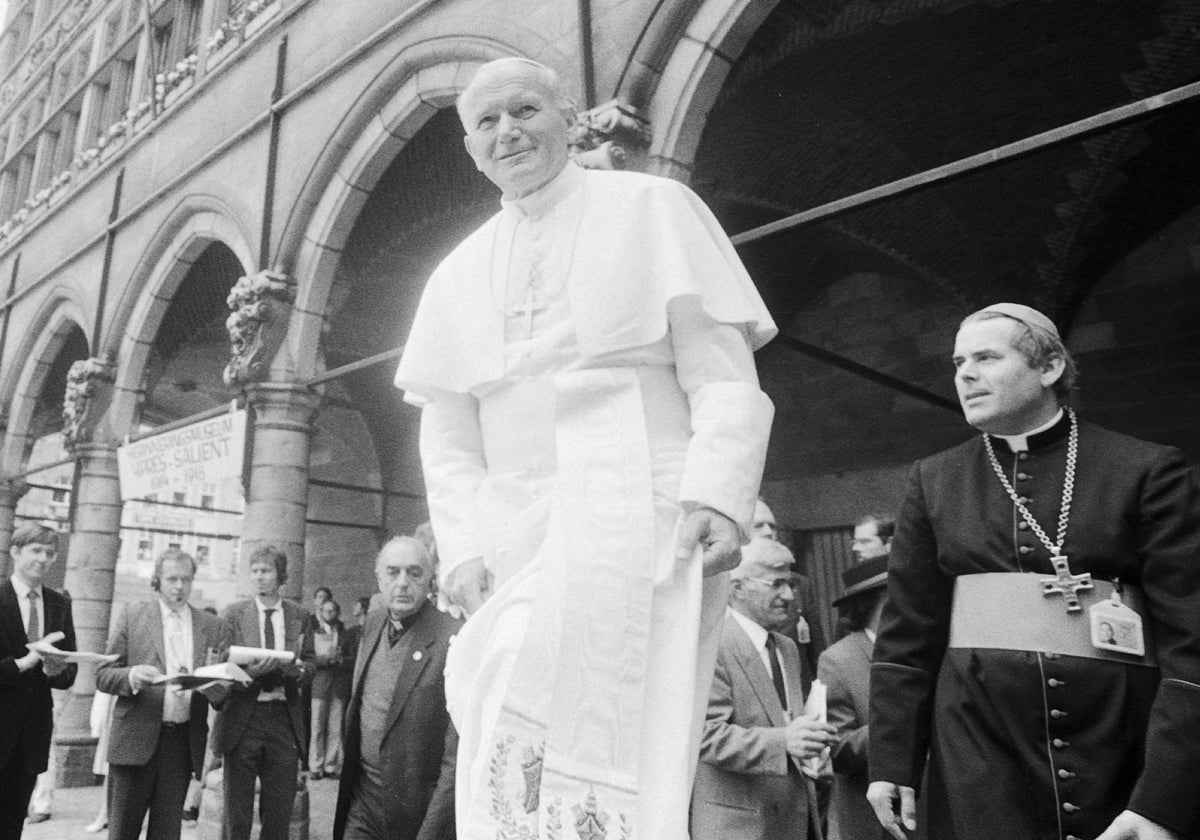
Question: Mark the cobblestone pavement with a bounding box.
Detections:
[22,774,340,840]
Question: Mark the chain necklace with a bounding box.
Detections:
[983,408,1091,612]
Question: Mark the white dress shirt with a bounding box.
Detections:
[729,607,791,714]
[255,597,287,701]
[159,599,194,722]
[11,576,44,640]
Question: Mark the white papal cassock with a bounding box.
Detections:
[395,163,777,840]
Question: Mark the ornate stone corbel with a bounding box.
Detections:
[62,356,117,452]
[223,270,296,387]
[568,99,652,171]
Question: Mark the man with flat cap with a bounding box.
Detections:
[867,303,1200,840]
[395,57,775,839]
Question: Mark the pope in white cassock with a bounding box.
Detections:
[394,58,777,840]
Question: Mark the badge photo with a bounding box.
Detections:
[1088,598,1145,657]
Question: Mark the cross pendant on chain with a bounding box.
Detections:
[514,282,546,340]
[1039,553,1093,613]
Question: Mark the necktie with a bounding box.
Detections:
[263,608,276,649]
[26,590,39,641]
[765,634,788,709]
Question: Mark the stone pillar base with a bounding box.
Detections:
[54,734,99,788]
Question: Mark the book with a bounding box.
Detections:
[152,662,252,687]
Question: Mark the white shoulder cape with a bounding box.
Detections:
[394,168,777,399]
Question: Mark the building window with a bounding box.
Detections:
[195,543,210,565]
[137,539,152,561]
[173,491,186,505]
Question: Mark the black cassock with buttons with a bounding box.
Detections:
[868,413,1200,840]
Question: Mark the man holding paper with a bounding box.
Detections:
[213,545,314,840]
[0,522,76,840]
[690,537,835,840]
[96,549,228,840]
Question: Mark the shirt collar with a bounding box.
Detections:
[10,575,40,600]
[728,606,770,652]
[994,408,1065,453]
[255,597,283,614]
[503,162,584,219]
[158,598,191,621]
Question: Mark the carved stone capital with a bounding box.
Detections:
[569,99,653,172]
[62,356,117,452]
[223,270,296,387]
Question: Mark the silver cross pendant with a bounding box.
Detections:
[1039,553,1093,613]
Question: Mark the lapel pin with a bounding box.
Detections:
[413,650,423,661]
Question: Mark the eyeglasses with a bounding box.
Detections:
[743,576,794,593]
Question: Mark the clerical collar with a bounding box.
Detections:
[503,162,584,219]
[388,600,427,630]
[993,408,1065,453]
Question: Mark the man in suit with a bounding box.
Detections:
[850,513,894,565]
[334,536,459,840]
[819,554,922,840]
[213,545,314,840]
[691,537,836,840]
[0,523,75,840]
[96,549,228,840]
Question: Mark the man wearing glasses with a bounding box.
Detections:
[691,537,836,840]
[97,549,228,840]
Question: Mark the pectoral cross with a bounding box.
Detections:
[514,281,546,340]
[1039,553,1093,613]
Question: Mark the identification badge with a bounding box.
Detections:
[795,616,811,645]
[1089,592,1145,657]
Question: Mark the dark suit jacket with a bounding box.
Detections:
[691,613,818,840]
[96,599,229,774]
[211,598,313,758]
[333,602,460,840]
[0,580,76,774]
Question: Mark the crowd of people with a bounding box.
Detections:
[3,54,1198,840]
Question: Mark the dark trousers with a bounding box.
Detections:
[223,703,299,840]
[0,752,38,840]
[108,722,193,840]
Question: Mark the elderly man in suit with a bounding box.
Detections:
[213,545,314,840]
[691,537,836,840]
[0,523,75,840]
[96,549,228,840]
[334,536,459,840]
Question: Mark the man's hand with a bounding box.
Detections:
[867,781,918,840]
[128,664,162,693]
[443,557,493,617]
[784,714,836,760]
[675,507,741,576]
[241,657,284,680]
[16,650,42,673]
[40,651,68,677]
[1096,811,1184,840]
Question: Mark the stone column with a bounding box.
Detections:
[240,382,319,600]
[54,356,121,786]
[57,441,123,786]
[0,478,17,575]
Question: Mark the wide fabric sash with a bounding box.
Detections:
[456,368,657,839]
[949,573,1158,667]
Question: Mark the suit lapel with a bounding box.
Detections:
[727,616,788,727]
[148,602,166,669]
[1,581,26,645]
[353,614,386,697]
[384,607,435,735]
[240,601,258,648]
[190,607,208,669]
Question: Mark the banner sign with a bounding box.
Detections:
[118,409,247,501]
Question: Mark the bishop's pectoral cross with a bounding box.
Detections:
[1039,553,1093,613]
[514,281,546,340]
